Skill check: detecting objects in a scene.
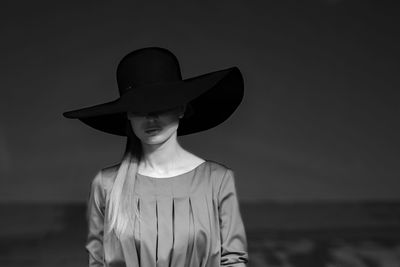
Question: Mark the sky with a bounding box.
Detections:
[1,0,399,203]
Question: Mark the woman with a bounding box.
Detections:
[63,47,248,267]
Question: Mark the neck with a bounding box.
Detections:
[140,132,185,173]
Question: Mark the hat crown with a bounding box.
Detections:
[116,47,182,95]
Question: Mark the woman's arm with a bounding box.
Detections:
[218,169,249,266]
[85,170,106,267]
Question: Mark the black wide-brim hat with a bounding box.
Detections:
[63,47,244,136]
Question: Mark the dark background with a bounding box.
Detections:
[1,1,400,266]
[1,0,399,203]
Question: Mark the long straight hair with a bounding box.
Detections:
[106,120,143,239]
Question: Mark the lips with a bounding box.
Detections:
[145,127,162,134]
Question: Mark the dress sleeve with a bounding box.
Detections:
[85,170,106,267]
[218,169,249,266]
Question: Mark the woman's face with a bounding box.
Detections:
[127,106,184,145]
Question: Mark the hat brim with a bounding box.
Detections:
[63,67,243,136]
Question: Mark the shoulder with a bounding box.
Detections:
[92,163,120,192]
[204,160,232,175]
[101,163,120,178]
[203,160,235,186]
[202,160,238,200]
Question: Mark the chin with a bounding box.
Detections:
[142,137,165,145]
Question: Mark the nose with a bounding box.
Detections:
[145,112,159,120]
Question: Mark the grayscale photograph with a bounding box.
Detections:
[1,1,399,267]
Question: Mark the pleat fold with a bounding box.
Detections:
[134,196,141,265]
[170,196,191,267]
[169,197,175,267]
[156,196,173,267]
[186,196,200,267]
[139,196,157,266]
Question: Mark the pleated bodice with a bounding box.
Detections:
[85,160,248,267]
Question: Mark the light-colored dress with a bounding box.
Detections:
[85,160,248,267]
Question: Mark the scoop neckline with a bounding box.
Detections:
[137,160,207,180]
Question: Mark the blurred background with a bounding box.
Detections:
[1,0,399,266]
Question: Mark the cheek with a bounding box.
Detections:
[162,112,180,124]
[160,117,179,132]
[128,118,144,134]
[163,121,179,133]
